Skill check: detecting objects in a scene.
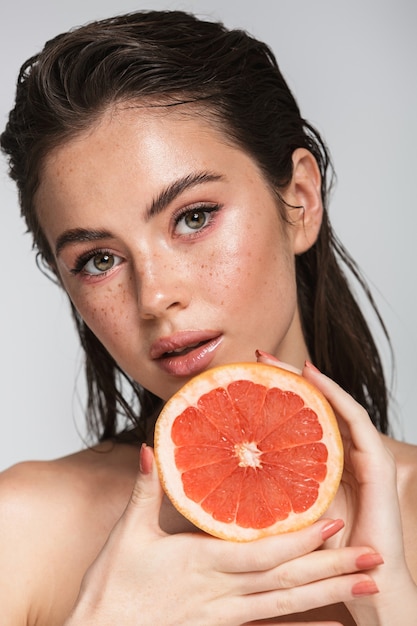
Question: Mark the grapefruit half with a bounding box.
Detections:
[154,363,343,541]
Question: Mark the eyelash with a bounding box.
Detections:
[70,248,120,276]
[173,203,221,235]
[69,203,222,277]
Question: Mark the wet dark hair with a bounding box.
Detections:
[1,9,391,443]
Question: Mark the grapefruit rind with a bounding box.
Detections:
[154,363,343,541]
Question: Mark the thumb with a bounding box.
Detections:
[123,444,165,534]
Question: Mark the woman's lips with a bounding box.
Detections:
[150,331,223,377]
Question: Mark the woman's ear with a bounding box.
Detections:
[281,148,323,255]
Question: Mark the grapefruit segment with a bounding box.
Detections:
[154,363,343,541]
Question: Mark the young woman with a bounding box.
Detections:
[1,9,416,625]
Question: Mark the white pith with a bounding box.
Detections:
[235,442,262,468]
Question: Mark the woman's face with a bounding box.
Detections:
[36,105,310,401]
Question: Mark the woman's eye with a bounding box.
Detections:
[72,250,123,276]
[175,206,218,235]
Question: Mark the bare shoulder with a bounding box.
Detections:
[383,434,417,578]
[0,442,139,625]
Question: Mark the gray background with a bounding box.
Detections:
[1,0,416,470]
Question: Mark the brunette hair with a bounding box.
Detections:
[1,9,391,442]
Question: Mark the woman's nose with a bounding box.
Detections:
[135,251,190,320]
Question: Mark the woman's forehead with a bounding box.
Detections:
[35,103,271,236]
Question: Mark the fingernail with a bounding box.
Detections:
[255,349,281,362]
[139,443,153,475]
[304,360,321,373]
[321,518,345,540]
[356,553,384,569]
[352,579,379,597]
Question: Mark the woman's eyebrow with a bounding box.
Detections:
[55,228,111,257]
[145,171,223,220]
[55,171,223,256]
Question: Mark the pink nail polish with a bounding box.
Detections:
[139,443,153,475]
[321,518,345,540]
[352,579,379,597]
[255,349,281,362]
[304,360,321,373]
[356,553,384,569]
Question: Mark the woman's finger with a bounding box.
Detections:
[111,444,166,542]
[302,362,386,452]
[256,350,301,374]
[208,518,345,574]
[237,546,383,594]
[236,571,379,623]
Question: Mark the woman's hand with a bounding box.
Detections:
[64,444,382,626]
[257,351,417,625]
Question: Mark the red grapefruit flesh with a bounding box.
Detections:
[154,363,343,541]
